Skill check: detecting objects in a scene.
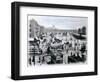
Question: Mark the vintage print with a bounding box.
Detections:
[27,15,87,66]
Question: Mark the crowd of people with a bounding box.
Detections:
[28,31,87,66]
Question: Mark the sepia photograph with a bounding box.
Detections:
[27,15,87,66]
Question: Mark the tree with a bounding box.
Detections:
[78,26,86,36]
[82,26,86,35]
[78,28,82,36]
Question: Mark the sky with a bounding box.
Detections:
[28,15,88,30]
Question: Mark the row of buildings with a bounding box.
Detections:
[29,19,44,38]
[29,19,77,38]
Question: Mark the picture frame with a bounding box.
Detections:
[11,1,98,80]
